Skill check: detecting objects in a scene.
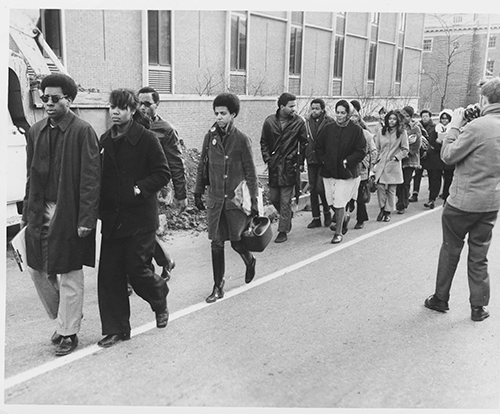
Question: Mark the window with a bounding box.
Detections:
[336,12,346,34]
[148,10,171,66]
[291,11,303,25]
[333,35,344,78]
[370,13,380,24]
[38,9,62,58]
[396,48,403,82]
[423,39,433,51]
[489,35,497,48]
[453,15,463,24]
[399,13,406,32]
[230,13,247,72]
[368,43,377,81]
[486,60,495,77]
[289,26,302,75]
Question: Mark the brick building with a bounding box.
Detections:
[12,9,425,165]
[420,13,500,113]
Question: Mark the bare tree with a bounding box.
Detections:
[421,14,473,111]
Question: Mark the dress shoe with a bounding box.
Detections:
[397,208,405,214]
[471,306,490,321]
[97,332,131,348]
[331,233,343,244]
[245,255,256,284]
[156,308,170,328]
[424,294,449,313]
[274,232,287,243]
[354,221,364,229]
[307,218,321,229]
[55,334,78,356]
[342,214,350,235]
[376,208,385,222]
[206,280,225,303]
[424,200,435,209]
[51,331,63,344]
[382,212,391,222]
[409,193,418,202]
[323,212,332,227]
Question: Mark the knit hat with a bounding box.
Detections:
[402,106,414,117]
[439,109,453,122]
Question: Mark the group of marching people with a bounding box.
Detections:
[303,98,456,239]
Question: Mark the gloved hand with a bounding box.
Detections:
[194,193,205,211]
[250,198,259,217]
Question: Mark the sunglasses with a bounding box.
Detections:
[139,101,154,108]
[41,94,68,103]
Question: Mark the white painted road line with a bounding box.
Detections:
[4,207,441,390]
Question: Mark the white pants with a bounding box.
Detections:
[28,201,84,336]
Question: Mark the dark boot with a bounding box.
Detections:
[206,245,225,303]
[231,241,256,284]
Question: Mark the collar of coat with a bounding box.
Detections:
[101,120,146,147]
[42,110,76,132]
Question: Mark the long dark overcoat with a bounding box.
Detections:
[315,121,366,179]
[260,112,308,187]
[22,111,101,274]
[99,120,170,239]
[194,122,258,240]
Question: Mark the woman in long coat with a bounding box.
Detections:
[373,110,409,222]
[194,93,259,303]
[423,109,455,209]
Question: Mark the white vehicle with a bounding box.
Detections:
[7,9,68,227]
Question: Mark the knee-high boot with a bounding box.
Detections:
[206,244,225,303]
[231,240,256,284]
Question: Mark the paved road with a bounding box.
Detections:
[3,198,500,411]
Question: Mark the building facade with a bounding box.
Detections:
[420,13,500,113]
[11,9,425,163]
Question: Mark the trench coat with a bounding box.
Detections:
[99,120,170,239]
[194,122,258,241]
[22,111,101,274]
[260,112,308,187]
[373,128,409,185]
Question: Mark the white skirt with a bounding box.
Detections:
[323,176,361,208]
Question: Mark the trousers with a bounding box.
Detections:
[98,230,168,335]
[28,201,85,336]
[396,167,415,210]
[269,185,294,233]
[435,203,498,306]
[307,163,329,219]
[377,183,397,212]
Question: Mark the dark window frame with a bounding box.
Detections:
[148,10,172,67]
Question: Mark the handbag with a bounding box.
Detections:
[241,216,273,252]
[368,175,377,193]
[359,180,371,204]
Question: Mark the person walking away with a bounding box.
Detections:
[396,106,422,214]
[260,93,307,243]
[424,76,500,322]
[21,73,101,356]
[409,109,433,202]
[137,86,188,281]
[194,93,259,303]
[315,100,366,243]
[97,89,170,348]
[350,109,377,229]
[373,110,409,222]
[304,98,334,228]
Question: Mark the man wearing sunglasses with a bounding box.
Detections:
[137,86,187,281]
[21,73,101,356]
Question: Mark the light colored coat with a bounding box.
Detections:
[373,128,409,185]
[442,103,500,212]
